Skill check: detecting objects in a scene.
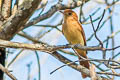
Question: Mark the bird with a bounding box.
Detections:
[60,9,89,78]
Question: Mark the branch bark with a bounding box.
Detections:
[0,64,17,80]
[0,39,119,52]
[0,0,42,40]
[1,0,11,19]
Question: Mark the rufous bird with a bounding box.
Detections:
[60,9,89,78]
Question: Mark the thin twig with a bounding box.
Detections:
[35,51,41,80]
[89,10,106,47]
[50,58,120,75]
[96,9,106,31]
[7,49,24,67]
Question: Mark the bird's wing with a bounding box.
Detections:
[78,22,86,46]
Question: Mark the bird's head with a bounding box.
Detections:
[59,9,78,20]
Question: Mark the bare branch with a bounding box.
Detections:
[50,51,105,80]
[50,59,120,75]
[89,9,106,47]
[23,1,84,29]
[90,64,97,80]
[0,0,42,40]
[0,39,119,52]
[1,0,11,19]
[0,64,17,80]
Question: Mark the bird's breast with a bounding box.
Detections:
[62,19,85,45]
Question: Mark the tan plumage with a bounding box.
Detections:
[61,9,89,78]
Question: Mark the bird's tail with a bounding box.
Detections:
[75,49,89,78]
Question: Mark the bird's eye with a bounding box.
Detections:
[68,12,72,15]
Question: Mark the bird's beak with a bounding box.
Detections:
[59,10,64,14]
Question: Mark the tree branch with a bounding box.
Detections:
[50,51,107,80]
[0,0,42,40]
[0,64,17,80]
[0,39,119,52]
[23,1,84,29]
[1,0,11,19]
